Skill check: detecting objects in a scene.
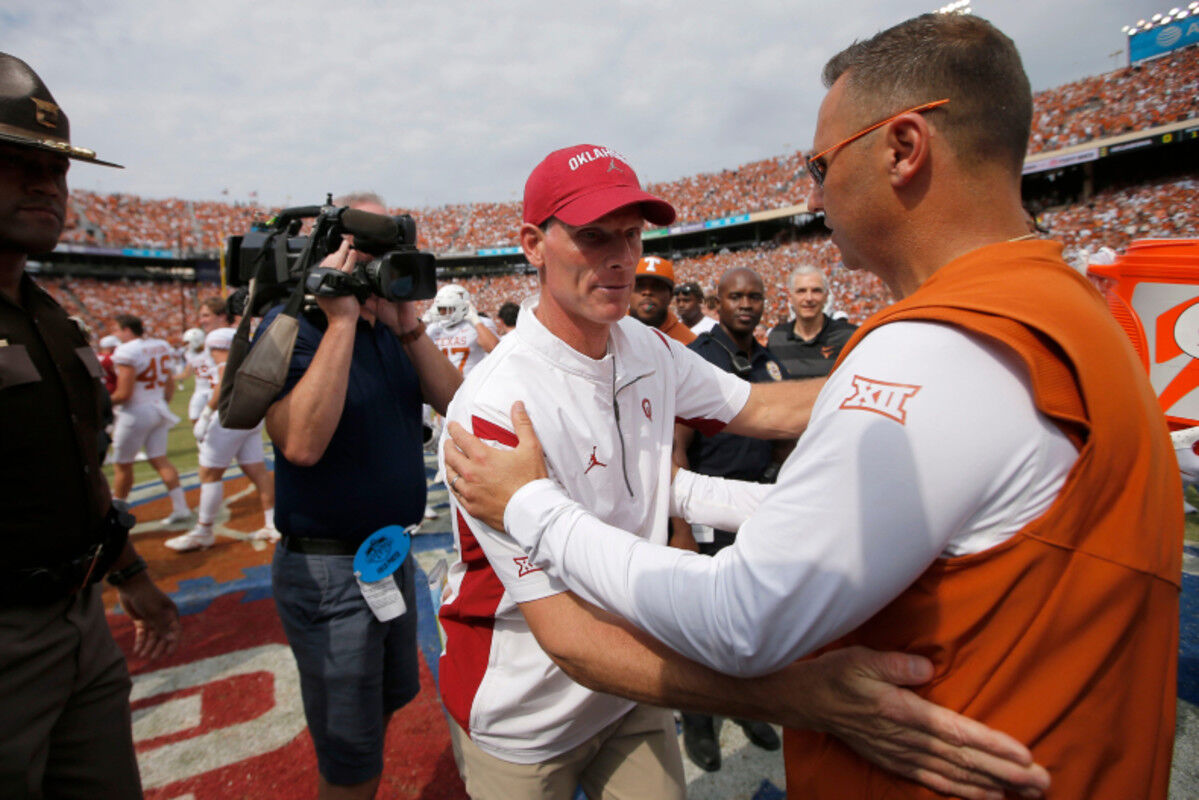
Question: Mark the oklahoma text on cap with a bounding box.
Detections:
[523,144,674,227]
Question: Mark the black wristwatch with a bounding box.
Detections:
[106,556,148,587]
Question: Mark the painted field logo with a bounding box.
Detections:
[839,375,921,424]
[130,644,305,790]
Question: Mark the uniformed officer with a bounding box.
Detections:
[672,266,789,771]
[0,52,180,798]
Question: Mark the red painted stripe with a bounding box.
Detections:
[438,508,506,736]
[676,416,728,437]
[471,415,518,447]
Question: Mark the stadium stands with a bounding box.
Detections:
[1041,175,1199,255]
[38,276,220,345]
[58,46,1197,256]
[39,45,1199,342]
[1029,46,1199,153]
[40,171,1199,343]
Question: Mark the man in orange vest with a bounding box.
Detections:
[443,12,1181,800]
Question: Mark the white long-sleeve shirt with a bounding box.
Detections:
[504,320,1079,676]
[438,299,751,762]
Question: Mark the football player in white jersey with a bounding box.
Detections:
[109,314,191,524]
[422,284,500,519]
[165,297,276,551]
[174,326,214,427]
[426,284,500,374]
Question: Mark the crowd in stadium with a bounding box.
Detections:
[37,275,204,342]
[39,170,1198,346]
[1040,175,1199,254]
[1029,46,1199,153]
[54,44,1198,258]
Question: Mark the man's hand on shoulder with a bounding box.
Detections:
[445,401,548,531]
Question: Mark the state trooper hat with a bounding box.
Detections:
[0,52,122,168]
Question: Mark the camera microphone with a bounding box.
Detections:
[340,208,400,243]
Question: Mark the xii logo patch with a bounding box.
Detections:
[513,556,542,577]
[839,374,921,424]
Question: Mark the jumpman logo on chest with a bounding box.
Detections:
[584,446,607,475]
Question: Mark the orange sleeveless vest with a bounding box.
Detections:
[784,240,1182,798]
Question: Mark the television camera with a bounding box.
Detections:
[224,195,438,316]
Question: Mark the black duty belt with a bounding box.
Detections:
[280,536,361,556]
[1,502,134,606]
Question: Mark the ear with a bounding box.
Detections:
[883,113,931,188]
[519,222,546,269]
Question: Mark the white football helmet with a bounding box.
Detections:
[183,327,206,352]
[433,284,471,326]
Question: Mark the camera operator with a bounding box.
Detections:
[0,52,180,797]
[260,191,460,799]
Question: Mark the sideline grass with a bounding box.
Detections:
[101,375,271,487]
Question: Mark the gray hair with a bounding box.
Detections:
[789,265,829,293]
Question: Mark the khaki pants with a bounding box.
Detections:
[0,584,141,799]
[449,704,685,800]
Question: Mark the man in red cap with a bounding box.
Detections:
[436,144,1047,799]
[629,256,696,344]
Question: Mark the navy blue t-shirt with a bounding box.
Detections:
[685,325,785,482]
[257,304,426,542]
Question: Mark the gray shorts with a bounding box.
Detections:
[272,545,419,786]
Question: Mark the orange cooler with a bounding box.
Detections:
[1087,239,1199,427]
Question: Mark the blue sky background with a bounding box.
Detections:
[0,0,1174,208]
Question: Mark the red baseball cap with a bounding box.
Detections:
[523,144,676,227]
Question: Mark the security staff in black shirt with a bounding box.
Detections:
[767,264,857,378]
[0,52,179,798]
[671,267,790,772]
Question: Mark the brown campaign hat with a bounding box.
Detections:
[0,52,122,168]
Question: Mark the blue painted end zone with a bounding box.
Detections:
[415,561,444,685]
[167,565,275,615]
[752,779,786,800]
[1180,572,1199,705]
[110,556,449,691]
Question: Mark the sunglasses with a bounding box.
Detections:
[803,98,949,188]
[674,286,700,297]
